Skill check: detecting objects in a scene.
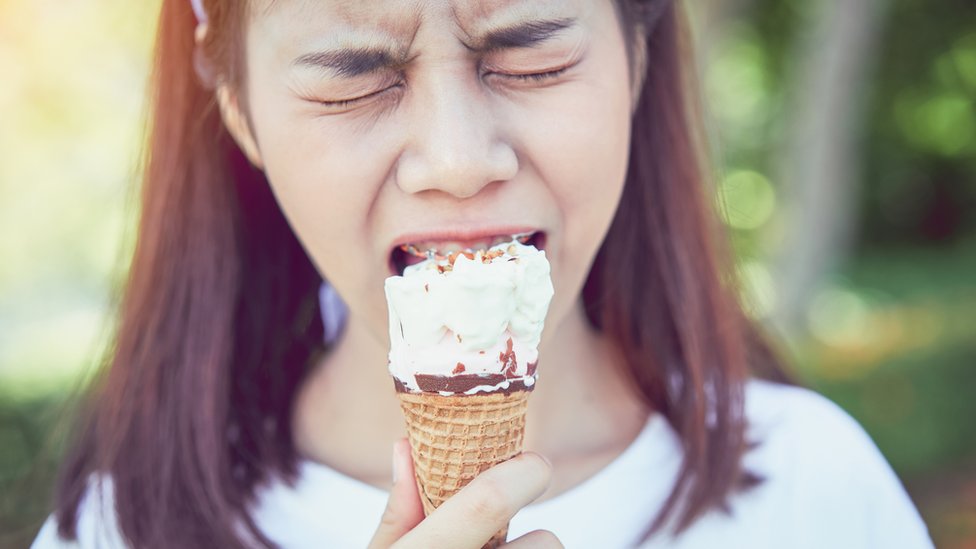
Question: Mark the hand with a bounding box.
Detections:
[367,438,563,549]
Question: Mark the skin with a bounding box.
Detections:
[217,0,651,544]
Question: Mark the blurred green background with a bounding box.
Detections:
[1,0,973,547]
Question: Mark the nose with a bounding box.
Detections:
[395,71,518,198]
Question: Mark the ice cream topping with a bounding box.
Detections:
[384,240,554,395]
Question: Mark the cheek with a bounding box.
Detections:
[508,55,633,324]
[260,133,375,262]
[247,83,402,309]
[537,92,630,220]
[518,76,632,259]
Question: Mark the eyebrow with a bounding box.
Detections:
[292,48,402,78]
[470,17,578,52]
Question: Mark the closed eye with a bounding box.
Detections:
[485,57,582,84]
[311,83,403,109]
[500,67,570,82]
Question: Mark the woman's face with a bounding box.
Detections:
[235,0,636,345]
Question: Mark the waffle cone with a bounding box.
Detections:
[398,389,531,549]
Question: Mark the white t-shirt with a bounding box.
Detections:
[32,380,934,548]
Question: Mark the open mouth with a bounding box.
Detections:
[389,230,547,276]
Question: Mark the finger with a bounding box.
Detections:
[367,439,426,549]
[503,530,564,549]
[396,452,552,549]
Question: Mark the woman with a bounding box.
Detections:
[33,0,933,547]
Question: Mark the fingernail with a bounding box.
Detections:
[391,443,400,484]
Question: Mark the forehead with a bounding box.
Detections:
[253,0,576,36]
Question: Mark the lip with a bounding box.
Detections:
[387,225,545,275]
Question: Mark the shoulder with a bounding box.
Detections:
[742,378,897,487]
[743,378,877,459]
[735,379,934,548]
[31,476,127,549]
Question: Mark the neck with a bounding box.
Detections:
[526,300,650,454]
[292,300,650,488]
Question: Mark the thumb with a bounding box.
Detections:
[367,438,426,549]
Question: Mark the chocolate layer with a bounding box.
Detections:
[393,374,534,395]
[392,377,409,393]
[417,373,504,392]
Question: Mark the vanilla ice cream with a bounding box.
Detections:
[384,240,554,395]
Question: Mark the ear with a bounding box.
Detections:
[193,22,264,169]
[629,28,649,114]
[216,84,265,170]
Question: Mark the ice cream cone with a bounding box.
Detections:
[385,240,553,548]
[397,389,531,549]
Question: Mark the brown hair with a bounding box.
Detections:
[53,0,790,547]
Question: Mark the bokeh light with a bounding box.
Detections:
[897,92,976,157]
[705,23,774,150]
[717,169,777,231]
[736,259,777,319]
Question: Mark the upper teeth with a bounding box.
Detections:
[401,232,533,259]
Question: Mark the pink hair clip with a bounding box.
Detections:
[190,0,208,24]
